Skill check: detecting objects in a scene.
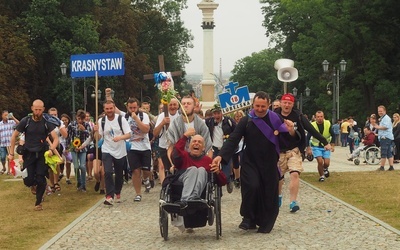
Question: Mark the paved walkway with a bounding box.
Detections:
[41,146,400,249]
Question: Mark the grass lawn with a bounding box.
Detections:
[0,174,102,249]
[302,171,400,230]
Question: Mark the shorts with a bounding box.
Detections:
[380,138,394,158]
[312,147,331,159]
[278,147,303,176]
[127,149,151,171]
[159,148,172,170]
[87,146,102,160]
[0,147,7,161]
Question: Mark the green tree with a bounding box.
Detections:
[230,49,283,100]
[260,0,400,121]
[0,15,34,117]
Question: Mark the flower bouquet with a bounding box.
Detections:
[154,72,177,106]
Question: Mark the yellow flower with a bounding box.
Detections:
[72,138,81,148]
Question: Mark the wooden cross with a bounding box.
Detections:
[143,55,182,119]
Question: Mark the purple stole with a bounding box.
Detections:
[248,109,288,156]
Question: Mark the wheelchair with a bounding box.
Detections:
[159,172,222,241]
[352,145,381,165]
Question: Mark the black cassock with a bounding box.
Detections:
[219,113,295,232]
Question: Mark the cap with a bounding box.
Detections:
[281,93,295,103]
[212,103,221,112]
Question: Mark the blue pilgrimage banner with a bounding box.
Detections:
[70,52,124,78]
[218,82,252,114]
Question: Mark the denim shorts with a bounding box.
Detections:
[380,138,394,158]
[311,147,331,159]
[0,147,7,161]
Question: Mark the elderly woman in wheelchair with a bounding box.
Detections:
[347,126,380,165]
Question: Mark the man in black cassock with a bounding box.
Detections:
[211,91,298,233]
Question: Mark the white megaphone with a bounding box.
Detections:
[274,59,298,82]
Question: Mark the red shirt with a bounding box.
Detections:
[174,135,227,185]
[363,133,375,146]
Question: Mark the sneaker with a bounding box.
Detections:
[289,201,300,213]
[144,179,151,193]
[319,177,325,182]
[377,166,385,171]
[278,195,283,208]
[226,181,234,194]
[99,189,105,195]
[134,195,142,202]
[115,194,121,203]
[234,178,240,189]
[79,187,87,193]
[66,179,72,185]
[388,166,395,171]
[347,157,353,161]
[104,196,114,205]
[94,182,100,192]
[324,168,330,178]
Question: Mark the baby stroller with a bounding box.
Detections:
[159,172,222,240]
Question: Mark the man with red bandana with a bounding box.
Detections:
[275,94,332,212]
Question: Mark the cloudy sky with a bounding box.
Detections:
[181,0,270,75]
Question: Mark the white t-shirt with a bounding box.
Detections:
[155,112,180,149]
[120,111,151,151]
[98,114,131,159]
[212,122,224,148]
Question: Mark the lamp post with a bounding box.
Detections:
[292,87,311,114]
[60,63,76,120]
[83,85,97,112]
[322,59,347,123]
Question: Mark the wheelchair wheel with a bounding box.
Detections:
[365,146,381,165]
[214,186,222,240]
[159,187,169,240]
[159,207,169,240]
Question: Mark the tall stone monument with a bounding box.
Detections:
[197,0,219,109]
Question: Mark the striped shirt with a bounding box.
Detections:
[0,120,17,147]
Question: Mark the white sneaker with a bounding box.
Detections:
[104,196,114,205]
[144,179,151,193]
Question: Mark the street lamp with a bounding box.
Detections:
[322,59,347,123]
[292,87,311,114]
[60,63,76,120]
[83,85,96,112]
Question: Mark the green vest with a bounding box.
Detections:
[310,120,332,146]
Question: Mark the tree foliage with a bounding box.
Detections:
[0,0,191,116]
[232,0,400,121]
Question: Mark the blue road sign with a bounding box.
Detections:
[218,82,251,114]
[70,52,124,78]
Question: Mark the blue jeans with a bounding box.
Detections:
[71,151,87,188]
[341,133,348,147]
